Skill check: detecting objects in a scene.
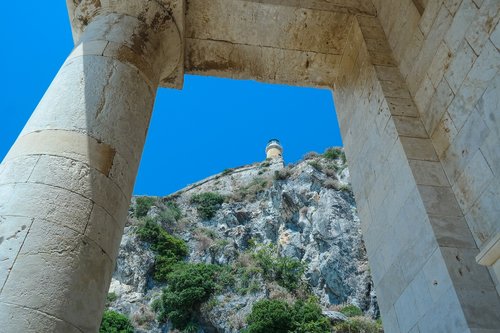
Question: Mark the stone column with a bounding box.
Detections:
[0,1,182,332]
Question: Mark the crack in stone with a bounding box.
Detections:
[0,218,35,294]
[95,63,116,120]
[25,155,41,183]
[186,36,342,57]
[238,0,377,16]
[0,301,85,333]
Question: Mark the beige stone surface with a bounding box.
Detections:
[2,0,499,331]
[183,0,355,87]
[336,8,500,331]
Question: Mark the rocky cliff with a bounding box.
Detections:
[105,149,380,332]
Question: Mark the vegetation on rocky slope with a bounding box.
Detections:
[103,149,382,332]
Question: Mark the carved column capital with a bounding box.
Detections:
[66,0,185,87]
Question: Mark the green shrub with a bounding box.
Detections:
[106,292,118,304]
[183,322,199,333]
[247,238,258,249]
[292,299,331,333]
[153,255,183,281]
[338,184,352,193]
[244,298,331,333]
[154,263,225,330]
[136,218,188,281]
[308,161,323,171]
[244,299,294,333]
[253,245,304,291]
[234,265,261,295]
[213,239,230,251]
[191,192,225,219]
[323,147,345,162]
[135,197,157,218]
[137,219,187,257]
[339,304,363,317]
[232,177,271,202]
[100,310,134,333]
[159,201,182,225]
[324,179,341,190]
[333,316,383,333]
[303,151,320,160]
[222,168,234,176]
[274,168,292,181]
[195,227,218,239]
[275,256,305,291]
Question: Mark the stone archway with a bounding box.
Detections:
[0,1,499,332]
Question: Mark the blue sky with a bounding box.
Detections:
[0,3,341,195]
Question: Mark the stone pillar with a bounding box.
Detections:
[0,1,182,332]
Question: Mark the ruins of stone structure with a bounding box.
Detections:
[0,0,499,332]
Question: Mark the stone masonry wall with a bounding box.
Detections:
[333,9,500,332]
[371,0,500,292]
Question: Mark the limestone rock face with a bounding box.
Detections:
[107,153,378,332]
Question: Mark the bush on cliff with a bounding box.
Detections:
[244,299,293,333]
[333,316,383,333]
[323,147,346,163]
[136,218,188,281]
[153,263,227,330]
[339,304,363,317]
[190,192,225,219]
[134,197,156,218]
[100,310,134,333]
[158,201,182,225]
[244,298,330,333]
[253,245,304,291]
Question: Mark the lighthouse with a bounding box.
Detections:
[265,139,283,159]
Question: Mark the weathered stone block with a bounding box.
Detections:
[427,41,453,88]
[444,0,478,52]
[400,137,439,161]
[0,156,40,185]
[423,77,455,135]
[465,178,500,246]
[465,0,500,54]
[393,116,429,138]
[431,111,458,158]
[28,155,130,224]
[452,149,494,213]
[448,40,500,131]
[0,216,33,288]
[395,283,420,332]
[0,183,93,233]
[444,40,477,93]
[417,286,469,332]
[414,74,435,113]
[429,215,478,248]
[418,185,463,217]
[408,160,449,186]
[0,302,81,333]
[442,109,490,185]
[0,221,113,332]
